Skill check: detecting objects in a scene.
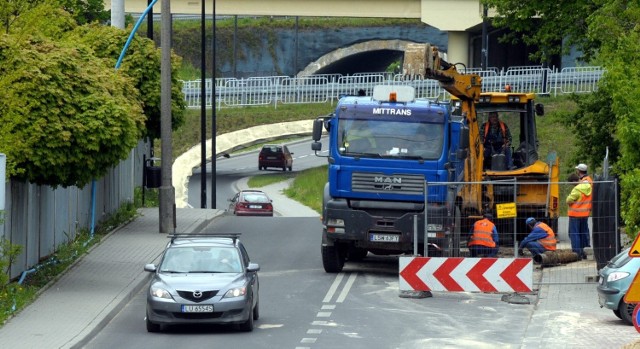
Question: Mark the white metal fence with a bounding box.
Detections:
[182,65,605,109]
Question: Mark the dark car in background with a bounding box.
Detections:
[144,234,260,332]
[597,246,640,325]
[258,144,293,171]
[228,189,274,216]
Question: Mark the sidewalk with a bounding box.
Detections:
[0,207,223,349]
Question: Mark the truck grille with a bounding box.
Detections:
[352,172,425,195]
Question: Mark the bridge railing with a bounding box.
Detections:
[181,65,605,109]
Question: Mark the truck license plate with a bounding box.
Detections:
[182,305,213,313]
[370,233,400,242]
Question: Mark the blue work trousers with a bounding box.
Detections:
[568,217,590,258]
[522,241,546,258]
[469,245,498,257]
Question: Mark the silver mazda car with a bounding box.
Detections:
[144,234,260,332]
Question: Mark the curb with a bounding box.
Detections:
[70,209,225,348]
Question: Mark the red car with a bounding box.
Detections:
[228,190,274,216]
[258,144,293,171]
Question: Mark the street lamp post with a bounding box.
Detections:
[200,0,207,208]
[211,0,217,209]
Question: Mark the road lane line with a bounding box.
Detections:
[323,272,345,303]
[336,272,358,303]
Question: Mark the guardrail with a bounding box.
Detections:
[181,66,605,109]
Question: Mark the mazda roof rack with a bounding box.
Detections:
[168,233,241,244]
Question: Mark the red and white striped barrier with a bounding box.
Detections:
[399,257,533,293]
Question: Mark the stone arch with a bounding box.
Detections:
[298,39,420,76]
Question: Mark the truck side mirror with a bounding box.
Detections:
[312,118,324,141]
[311,142,322,151]
[535,103,544,116]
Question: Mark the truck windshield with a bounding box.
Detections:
[337,119,444,160]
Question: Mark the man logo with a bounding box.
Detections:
[374,176,402,184]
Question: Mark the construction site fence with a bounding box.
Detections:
[181,65,604,109]
[424,178,620,285]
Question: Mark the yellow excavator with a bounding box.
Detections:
[403,43,560,246]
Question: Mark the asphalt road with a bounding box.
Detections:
[86,138,538,348]
[85,215,536,349]
[188,138,328,209]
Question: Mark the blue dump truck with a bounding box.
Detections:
[311,43,559,273]
[311,85,470,272]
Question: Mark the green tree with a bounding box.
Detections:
[57,0,110,25]
[486,0,640,232]
[588,1,640,232]
[65,24,187,141]
[482,0,601,63]
[0,1,187,187]
[0,35,145,187]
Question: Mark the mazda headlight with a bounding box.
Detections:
[150,285,172,299]
[224,286,247,298]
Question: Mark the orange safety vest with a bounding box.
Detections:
[484,121,508,143]
[568,175,593,218]
[537,222,557,251]
[468,218,496,248]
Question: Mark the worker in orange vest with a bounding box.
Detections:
[566,163,593,259]
[481,112,513,170]
[467,213,499,257]
[519,217,557,258]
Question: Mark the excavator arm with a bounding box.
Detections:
[402,43,482,101]
[402,43,485,210]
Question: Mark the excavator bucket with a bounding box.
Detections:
[402,43,433,78]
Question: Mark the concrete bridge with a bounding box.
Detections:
[105,0,568,74]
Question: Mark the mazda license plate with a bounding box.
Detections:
[182,305,213,313]
[249,205,261,209]
[370,233,400,242]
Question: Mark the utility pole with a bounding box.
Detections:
[111,0,125,29]
[160,0,176,234]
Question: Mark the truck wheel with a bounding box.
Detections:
[322,245,345,273]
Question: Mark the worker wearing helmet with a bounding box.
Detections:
[467,213,499,257]
[566,163,593,259]
[518,218,556,258]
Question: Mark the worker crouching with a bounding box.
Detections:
[467,213,499,257]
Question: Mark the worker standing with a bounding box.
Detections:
[566,163,593,259]
[467,213,499,257]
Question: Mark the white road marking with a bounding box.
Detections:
[323,272,345,303]
[336,273,357,303]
